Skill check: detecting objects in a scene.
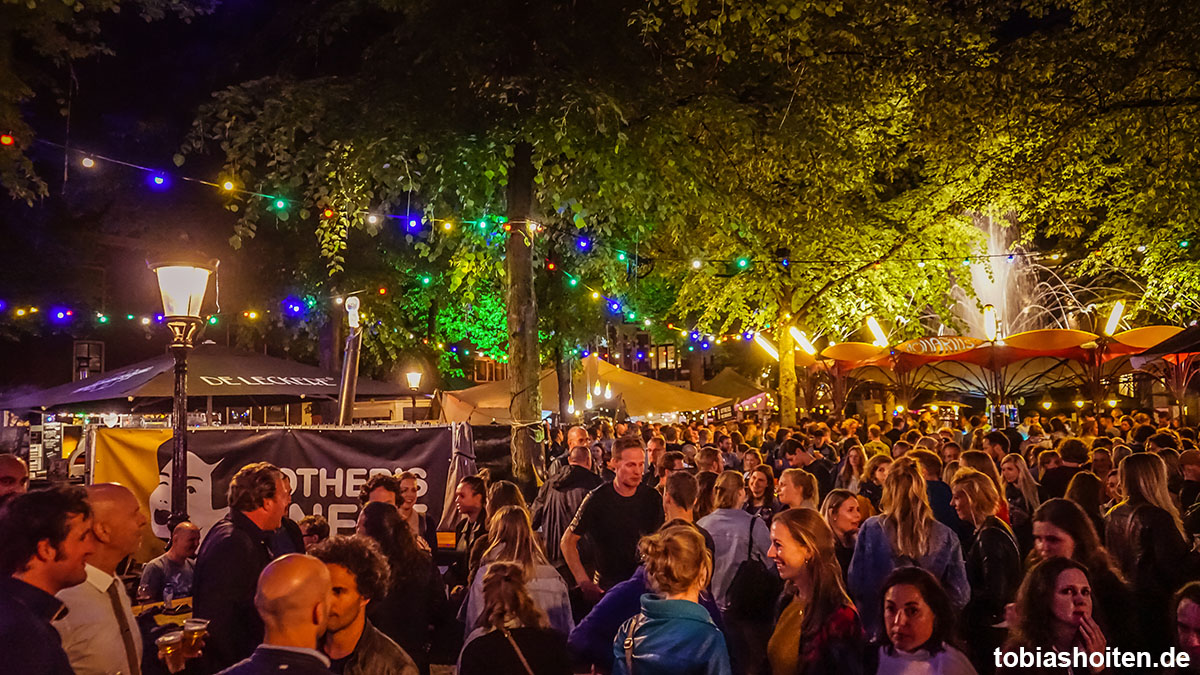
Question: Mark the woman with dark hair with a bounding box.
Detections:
[866,567,976,674]
[694,470,718,521]
[820,489,862,578]
[1063,472,1106,538]
[1104,452,1190,652]
[767,508,864,675]
[357,501,448,674]
[1027,499,1135,650]
[458,562,571,675]
[1004,557,1107,674]
[744,464,778,522]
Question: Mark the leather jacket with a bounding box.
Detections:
[612,594,731,675]
[963,516,1022,626]
[338,619,418,675]
[1105,501,1189,598]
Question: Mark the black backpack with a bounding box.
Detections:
[725,516,783,622]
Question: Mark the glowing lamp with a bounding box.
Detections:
[983,304,998,342]
[866,316,888,347]
[753,333,780,361]
[1041,400,1052,410]
[1074,399,1085,408]
[691,259,702,269]
[788,326,817,355]
[1103,300,1125,336]
[0,134,14,146]
[82,157,96,168]
[405,371,423,391]
[222,180,234,191]
[150,259,215,320]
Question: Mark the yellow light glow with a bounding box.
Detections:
[1107,399,1117,407]
[222,181,234,191]
[1074,399,1085,408]
[1103,300,1125,336]
[753,333,779,361]
[81,157,96,168]
[15,309,26,316]
[867,316,888,347]
[983,304,998,341]
[788,326,817,355]
[592,292,600,299]
[1041,401,1052,410]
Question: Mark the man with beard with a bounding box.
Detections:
[310,537,417,675]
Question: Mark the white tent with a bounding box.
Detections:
[440,354,728,423]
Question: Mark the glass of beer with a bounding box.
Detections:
[181,619,209,659]
[156,631,186,672]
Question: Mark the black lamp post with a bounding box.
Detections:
[149,257,216,526]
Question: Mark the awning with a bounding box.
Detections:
[0,344,406,412]
[698,367,769,403]
[441,354,728,423]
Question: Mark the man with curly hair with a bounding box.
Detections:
[310,536,417,675]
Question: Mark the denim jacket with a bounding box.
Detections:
[460,562,574,638]
[847,515,969,637]
[612,594,732,675]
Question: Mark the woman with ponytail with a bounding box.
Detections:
[611,524,731,675]
[847,456,969,637]
[458,562,571,675]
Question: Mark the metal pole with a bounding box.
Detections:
[336,327,362,425]
[170,346,189,526]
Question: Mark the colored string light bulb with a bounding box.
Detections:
[736,257,749,268]
[0,134,14,146]
[82,157,96,168]
[222,181,234,191]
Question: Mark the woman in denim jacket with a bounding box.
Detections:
[612,524,731,675]
[848,457,970,637]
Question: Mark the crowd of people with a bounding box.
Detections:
[5,405,1200,674]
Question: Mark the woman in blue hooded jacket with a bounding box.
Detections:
[611,524,731,675]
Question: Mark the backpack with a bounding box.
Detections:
[726,516,783,622]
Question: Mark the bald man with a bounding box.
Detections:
[0,454,29,502]
[55,483,149,675]
[217,554,334,675]
[139,521,200,602]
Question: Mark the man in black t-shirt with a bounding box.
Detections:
[561,436,665,601]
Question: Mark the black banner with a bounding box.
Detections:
[150,426,455,538]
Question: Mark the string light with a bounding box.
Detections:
[82,157,96,168]
[222,180,235,191]
[0,134,14,146]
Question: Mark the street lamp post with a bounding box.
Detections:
[150,257,216,527]
[406,370,422,423]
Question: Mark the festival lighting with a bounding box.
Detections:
[789,327,817,355]
[691,259,702,269]
[82,157,96,168]
[222,180,234,191]
[736,257,750,269]
[1103,300,1125,336]
[866,316,888,347]
[753,333,779,360]
[0,134,14,146]
[983,305,998,342]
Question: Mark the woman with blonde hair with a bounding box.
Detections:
[611,525,730,675]
[777,468,818,511]
[458,562,570,675]
[766,508,864,675]
[950,467,1022,670]
[1104,452,1190,652]
[847,456,969,636]
[460,506,574,639]
[696,471,773,611]
[960,450,1010,522]
[1000,453,1041,554]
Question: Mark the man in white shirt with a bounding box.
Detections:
[55,483,149,675]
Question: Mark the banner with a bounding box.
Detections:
[93,425,462,559]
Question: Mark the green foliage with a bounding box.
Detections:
[0,0,217,202]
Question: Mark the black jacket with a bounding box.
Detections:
[963,516,1022,626]
[336,619,418,675]
[1105,500,1191,651]
[0,576,74,675]
[530,464,603,565]
[217,646,332,675]
[368,552,448,674]
[194,510,277,670]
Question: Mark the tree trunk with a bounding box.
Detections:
[778,321,797,427]
[506,141,543,491]
[688,349,704,391]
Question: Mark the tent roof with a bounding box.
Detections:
[0,344,405,412]
[699,367,768,403]
[441,355,728,423]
